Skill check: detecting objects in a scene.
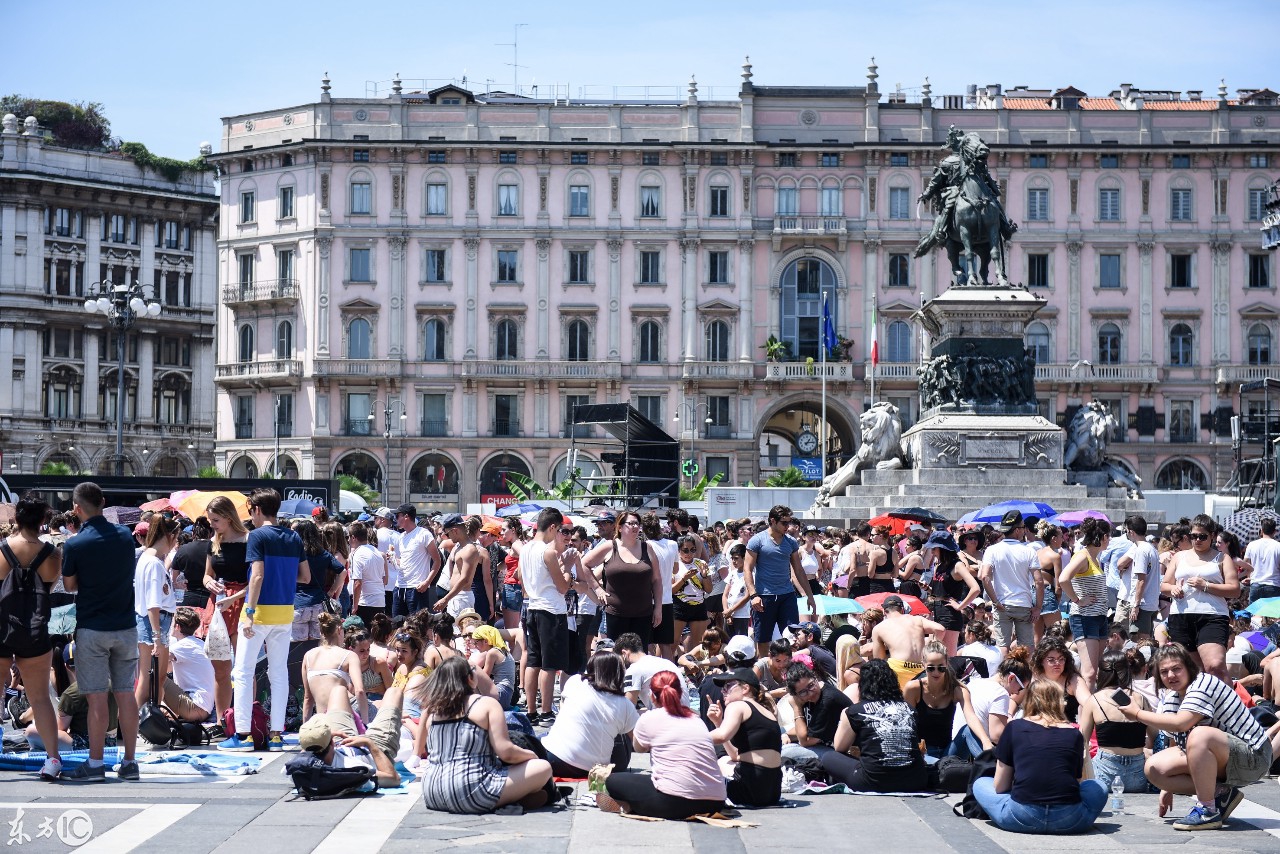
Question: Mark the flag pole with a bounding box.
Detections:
[821,294,828,485]
[869,291,878,406]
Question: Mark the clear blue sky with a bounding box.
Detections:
[8,0,1277,158]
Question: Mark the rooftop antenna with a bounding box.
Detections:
[497,23,528,95]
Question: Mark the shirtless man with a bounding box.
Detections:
[842,524,878,599]
[869,594,946,690]
[434,514,481,618]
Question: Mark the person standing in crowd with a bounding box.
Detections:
[583,510,662,647]
[1244,517,1280,603]
[202,495,249,723]
[822,659,931,793]
[1034,524,1065,642]
[347,521,388,629]
[372,508,400,614]
[722,544,752,637]
[1117,516,1162,636]
[290,519,341,644]
[1058,516,1112,690]
[926,531,981,655]
[1162,514,1238,685]
[172,517,213,610]
[671,534,712,655]
[1120,642,1273,830]
[434,514,481,618]
[744,506,816,658]
[394,504,442,617]
[866,527,896,595]
[640,513,679,660]
[132,517,179,712]
[979,511,1042,650]
[220,489,309,753]
[477,520,508,622]
[521,508,571,724]
[703,530,729,636]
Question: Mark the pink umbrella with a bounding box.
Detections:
[1048,510,1111,528]
[139,497,174,512]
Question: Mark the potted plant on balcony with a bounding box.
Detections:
[761,335,791,363]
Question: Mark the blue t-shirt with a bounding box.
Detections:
[62,516,137,632]
[746,531,799,596]
[295,550,342,608]
[246,524,307,625]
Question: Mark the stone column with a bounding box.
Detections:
[140,220,156,296]
[0,204,16,292]
[316,236,332,357]
[1211,242,1232,362]
[464,237,479,359]
[534,380,549,439]
[1138,241,1154,362]
[607,238,622,360]
[1067,241,1082,361]
[83,329,100,418]
[462,381,477,438]
[681,237,698,360]
[85,214,101,285]
[388,234,407,357]
[738,239,754,361]
[863,238,880,362]
[0,325,13,413]
[536,238,551,359]
[138,334,154,423]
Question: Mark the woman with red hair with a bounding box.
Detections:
[605,670,727,818]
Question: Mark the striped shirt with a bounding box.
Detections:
[1158,672,1268,751]
[1068,550,1109,617]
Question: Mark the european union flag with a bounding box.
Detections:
[822,295,838,357]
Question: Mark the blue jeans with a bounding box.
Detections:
[1250,583,1280,603]
[973,778,1106,834]
[950,726,986,761]
[392,586,432,617]
[1091,750,1155,793]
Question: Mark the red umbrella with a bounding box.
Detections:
[868,514,911,536]
[855,591,930,616]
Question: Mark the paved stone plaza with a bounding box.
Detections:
[0,751,1277,853]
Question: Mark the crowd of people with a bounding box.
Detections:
[4,487,1280,834]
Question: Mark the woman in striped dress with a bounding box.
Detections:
[1058,517,1112,691]
[419,657,552,814]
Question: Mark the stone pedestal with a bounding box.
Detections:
[903,414,1063,471]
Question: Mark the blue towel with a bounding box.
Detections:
[0,748,124,772]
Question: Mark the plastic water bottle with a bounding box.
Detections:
[1109,776,1125,814]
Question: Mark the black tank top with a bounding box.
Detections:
[914,695,957,750]
[729,702,782,754]
[1094,699,1146,749]
[602,540,654,618]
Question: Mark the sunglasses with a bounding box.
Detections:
[1189,533,1211,542]
[559,528,574,535]
[924,665,948,673]
[679,547,697,554]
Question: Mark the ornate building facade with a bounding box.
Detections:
[0,116,219,476]
[210,66,1279,510]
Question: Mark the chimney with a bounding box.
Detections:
[1120,83,1132,99]
[1187,90,1202,101]
[988,83,1003,96]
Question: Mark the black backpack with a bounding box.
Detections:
[0,541,54,650]
[138,654,185,748]
[953,748,998,819]
[285,752,377,800]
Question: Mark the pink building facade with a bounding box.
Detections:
[210,68,1279,510]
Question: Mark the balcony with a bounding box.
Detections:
[704,424,733,440]
[681,361,755,380]
[420,419,448,437]
[1035,363,1160,385]
[215,360,303,385]
[313,359,401,378]
[1216,365,1280,387]
[759,216,849,250]
[493,418,521,437]
[222,279,300,306]
[765,362,859,382]
[234,422,253,439]
[869,362,920,381]
[462,360,622,380]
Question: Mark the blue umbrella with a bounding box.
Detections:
[796,594,865,617]
[495,502,543,517]
[967,500,1057,525]
[278,497,320,518]
[1243,596,1280,619]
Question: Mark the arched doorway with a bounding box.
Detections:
[756,398,857,484]
[152,454,189,478]
[335,452,384,494]
[479,453,532,505]
[1155,459,1207,491]
[229,455,259,479]
[267,454,300,479]
[408,452,460,496]
[551,453,604,488]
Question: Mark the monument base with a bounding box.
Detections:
[903,413,1063,471]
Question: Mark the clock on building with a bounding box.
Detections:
[795,426,818,455]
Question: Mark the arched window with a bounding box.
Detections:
[1169,323,1194,367]
[638,320,661,363]
[1155,459,1207,490]
[1025,322,1051,364]
[347,317,372,359]
[886,320,913,363]
[1097,323,1121,365]
[567,319,590,361]
[705,320,730,362]
[1248,323,1271,366]
[495,319,518,361]
[275,320,293,359]
[238,324,254,362]
[779,257,838,360]
[423,318,446,361]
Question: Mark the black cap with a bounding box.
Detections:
[438,513,465,529]
[998,510,1023,534]
[711,667,760,688]
[882,594,906,611]
[394,503,417,519]
[593,512,617,524]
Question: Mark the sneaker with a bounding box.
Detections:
[216,734,255,753]
[267,735,284,752]
[39,758,62,782]
[116,760,140,781]
[1173,803,1223,831]
[60,762,107,783]
[1215,786,1244,822]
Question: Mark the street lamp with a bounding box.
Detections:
[672,400,713,487]
[368,398,408,440]
[83,280,161,475]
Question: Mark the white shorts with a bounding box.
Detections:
[446,591,476,618]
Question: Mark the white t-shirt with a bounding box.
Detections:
[349,544,387,606]
[1170,553,1229,617]
[376,526,401,588]
[540,675,640,771]
[134,553,176,615]
[955,677,1011,740]
[624,654,687,709]
[980,539,1039,609]
[521,539,566,614]
[647,538,678,605]
[958,641,1004,676]
[169,634,216,713]
[724,567,750,618]
[1126,540,1162,611]
[1245,536,1280,588]
[396,525,435,589]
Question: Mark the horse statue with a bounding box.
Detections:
[810,402,907,510]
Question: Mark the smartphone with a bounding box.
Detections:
[1111,689,1131,707]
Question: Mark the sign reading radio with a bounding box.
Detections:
[285,487,330,506]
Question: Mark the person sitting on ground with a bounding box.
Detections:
[870,594,947,690]
[541,650,639,778]
[903,641,993,761]
[605,670,727,819]
[821,659,932,793]
[419,657,554,813]
[781,662,853,764]
[1032,635,1092,724]
[345,625,393,703]
[163,607,216,723]
[836,635,864,700]
[1119,641,1273,831]
[677,627,728,685]
[298,668,408,790]
[788,621,837,677]
[1078,648,1156,793]
[706,667,782,807]
[951,647,1031,758]
[753,639,794,702]
[615,632,687,710]
[958,620,1004,677]
[302,612,369,723]
[971,679,1106,834]
[470,625,518,711]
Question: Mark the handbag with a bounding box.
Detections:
[953,748,998,819]
[138,655,183,748]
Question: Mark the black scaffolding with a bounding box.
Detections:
[567,403,679,510]
[1230,378,1280,510]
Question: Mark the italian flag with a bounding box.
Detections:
[869,301,879,367]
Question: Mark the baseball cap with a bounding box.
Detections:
[711,667,761,688]
[725,634,757,663]
[298,715,334,754]
[311,507,325,518]
[438,513,465,529]
[357,512,373,523]
[481,521,503,536]
[133,521,150,537]
[882,594,906,612]
[788,621,822,637]
[373,507,395,521]
[802,524,820,534]
[593,512,617,524]
[394,503,417,519]
[998,510,1024,534]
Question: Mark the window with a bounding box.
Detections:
[564,394,591,436]
[638,320,661,363]
[1097,323,1121,364]
[235,396,254,439]
[642,152,660,166]
[161,221,179,249]
[775,187,797,216]
[1250,188,1270,221]
[275,250,294,288]
[821,152,840,167]
[570,151,589,165]
[1248,323,1271,365]
[1155,459,1206,490]
[820,187,842,217]
[705,456,731,483]
[425,183,447,215]
[635,395,662,424]
[708,250,729,284]
[279,186,295,218]
[494,394,519,436]
[1168,401,1196,442]
[1027,188,1049,221]
[705,320,730,361]
[424,249,447,282]
[275,394,293,439]
[50,207,71,237]
[1250,255,1271,289]
[350,247,372,282]
[275,320,292,359]
[778,258,838,360]
[495,319,518,360]
[889,153,909,167]
[421,393,447,437]
[237,324,254,362]
[45,327,83,359]
[1025,322,1051,363]
[1250,153,1270,168]
[1099,187,1121,221]
[706,396,730,438]
[352,149,370,162]
[640,186,661,217]
[566,320,590,361]
[1029,153,1049,168]
[777,153,797,167]
[640,250,662,283]
[709,152,728,166]
[106,214,126,243]
[1099,253,1121,288]
[427,150,447,164]
[889,187,911,219]
[709,186,730,217]
[1168,323,1194,366]
[497,184,519,216]
[569,185,590,217]
[1100,154,1119,169]
[423,318,446,361]
[568,250,591,284]
[888,253,910,287]
[1172,154,1191,169]
[345,393,371,436]
[238,253,255,286]
[496,249,518,283]
[498,151,517,164]
[886,320,913,362]
[240,192,255,223]
[347,317,372,359]
[281,153,293,167]
[1170,253,1192,288]
[1027,253,1050,288]
[1170,188,1192,220]
[350,181,372,215]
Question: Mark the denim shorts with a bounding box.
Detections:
[1091,750,1154,793]
[1069,613,1108,640]
[501,583,524,613]
[135,610,174,647]
[1040,587,1059,616]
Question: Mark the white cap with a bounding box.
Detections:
[1225,648,1246,666]
[725,635,756,663]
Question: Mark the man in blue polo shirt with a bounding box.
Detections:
[744,505,816,657]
